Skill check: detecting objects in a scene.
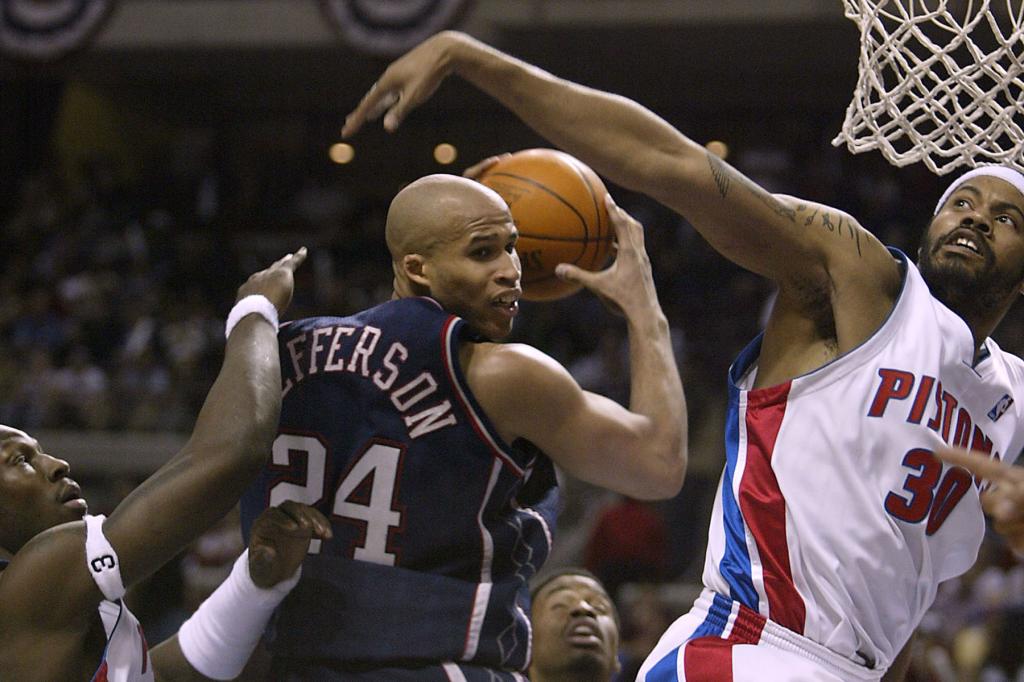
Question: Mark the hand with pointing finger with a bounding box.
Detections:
[237,247,308,317]
[343,31,465,137]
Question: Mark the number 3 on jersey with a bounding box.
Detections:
[269,434,405,564]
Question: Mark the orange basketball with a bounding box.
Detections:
[479,149,612,301]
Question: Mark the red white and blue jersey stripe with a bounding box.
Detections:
[240,297,558,678]
[641,250,1024,680]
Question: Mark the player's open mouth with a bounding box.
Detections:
[492,292,520,316]
[565,620,602,647]
[950,236,980,254]
[941,229,988,260]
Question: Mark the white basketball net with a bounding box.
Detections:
[833,0,1024,175]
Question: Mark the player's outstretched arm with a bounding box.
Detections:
[149,501,331,682]
[465,201,686,499]
[343,30,898,302]
[934,447,1024,555]
[1,249,306,630]
[104,248,307,585]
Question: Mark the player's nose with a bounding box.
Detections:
[571,599,598,619]
[39,453,70,482]
[496,250,521,284]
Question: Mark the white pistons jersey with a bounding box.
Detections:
[85,515,153,682]
[641,250,1024,680]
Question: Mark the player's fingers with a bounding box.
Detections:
[368,90,400,123]
[342,106,368,138]
[258,505,301,533]
[276,500,314,531]
[383,97,410,133]
[982,487,1024,522]
[933,447,1013,483]
[463,154,509,180]
[304,507,333,540]
[342,82,388,136]
[280,246,308,272]
[554,263,597,287]
[277,500,333,539]
[603,195,643,249]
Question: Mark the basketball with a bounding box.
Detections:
[479,149,612,301]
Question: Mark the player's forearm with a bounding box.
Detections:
[448,33,704,209]
[150,636,213,682]
[109,315,282,585]
[184,314,281,471]
[625,306,688,499]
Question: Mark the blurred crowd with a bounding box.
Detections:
[3,130,1024,679]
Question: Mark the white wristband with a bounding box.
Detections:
[225,295,279,339]
[177,549,301,680]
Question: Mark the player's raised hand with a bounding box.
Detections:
[237,247,307,316]
[934,447,1024,555]
[555,195,657,318]
[247,500,332,589]
[342,31,463,137]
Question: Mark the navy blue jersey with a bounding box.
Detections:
[240,297,559,676]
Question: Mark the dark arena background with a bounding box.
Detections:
[2,1,1022,679]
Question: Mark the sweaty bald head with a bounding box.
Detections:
[385,174,509,261]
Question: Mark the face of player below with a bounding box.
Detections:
[529,573,621,681]
[0,425,87,555]
[422,197,523,342]
[918,174,1024,318]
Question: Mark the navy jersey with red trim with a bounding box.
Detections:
[240,297,558,674]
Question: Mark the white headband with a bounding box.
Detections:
[934,166,1024,215]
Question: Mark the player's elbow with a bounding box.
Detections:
[629,438,687,501]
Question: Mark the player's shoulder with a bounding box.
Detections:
[466,342,565,378]
[463,342,575,406]
[0,521,95,625]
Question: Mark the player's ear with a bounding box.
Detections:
[402,254,430,288]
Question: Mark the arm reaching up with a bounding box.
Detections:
[344,32,900,367]
[465,198,686,499]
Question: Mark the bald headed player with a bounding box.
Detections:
[345,31,1024,681]
[240,174,687,680]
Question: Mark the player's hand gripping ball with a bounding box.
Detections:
[479,149,613,301]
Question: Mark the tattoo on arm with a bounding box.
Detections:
[705,152,796,222]
[707,153,730,198]
[804,209,864,258]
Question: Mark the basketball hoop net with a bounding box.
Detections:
[833,0,1024,175]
